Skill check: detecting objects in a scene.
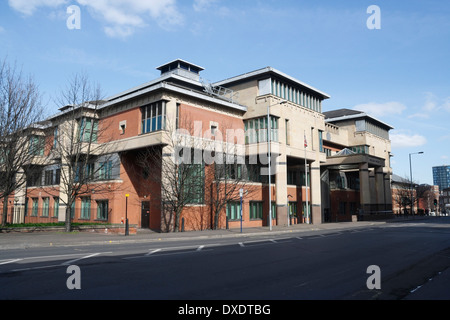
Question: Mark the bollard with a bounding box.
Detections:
[181,217,185,232]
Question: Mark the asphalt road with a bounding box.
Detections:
[1,218,450,302]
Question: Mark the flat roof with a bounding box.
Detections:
[214,66,330,99]
[324,108,394,130]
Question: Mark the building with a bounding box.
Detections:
[2,59,395,231]
[440,187,450,215]
[320,109,393,221]
[433,165,450,192]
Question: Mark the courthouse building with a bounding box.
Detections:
[4,59,394,231]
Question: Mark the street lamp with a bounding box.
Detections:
[409,151,424,216]
[268,99,287,231]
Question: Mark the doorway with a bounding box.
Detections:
[141,201,150,228]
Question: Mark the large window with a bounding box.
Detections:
[244,116,278,144]
[226,201,241,221]
[31,198,38,216]
[97,200,108,220]
[80,197,91,219]
[98,161,112,180]
[42,197,49,217]
[141,101,166,134]
[182,161,204,205]
[79,118,98,142]
[53,197,59,218]
[249,201,263,220]
[29,135,44,156]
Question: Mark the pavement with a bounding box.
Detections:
[0,216,430,250]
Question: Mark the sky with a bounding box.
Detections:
[0,0,449,186]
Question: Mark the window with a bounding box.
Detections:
[98,161,112,180]
[29,135,44,156]
[27,170,42,187]
[53,197,59,217]
[249,201,263,220]
[55,168,61,185]
[287,169,298,185]
[31,198,38,216]
[289,202,297,217]
[181,156,204,204]
[81,197,91,219]
[226,201,241,220]
[244,116,279,144]
[318,130,323,152]
[96,200,108,220]
[44,170,54,185]
[141,101,166,134]
[42,197,49,217]
[79,118,98,142]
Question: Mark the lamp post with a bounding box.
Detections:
[267,99,287,231]
[125,193,129,236]
[409,151,424,216]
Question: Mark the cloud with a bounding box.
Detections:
[193,0,219,12]
[8,0,184,37]
[8,0,67,16]
[390,132,427,149]
[353,101,406,118]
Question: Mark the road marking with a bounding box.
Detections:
[146,249,161,256]
[238,242,244,247]
[197,245,205,251]
[0,259,23,265]
[61,253,103,266]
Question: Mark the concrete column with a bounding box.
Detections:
[375,167,385,212]
[310,162,322,224]
[359,163,371,214]
[275,153,288,226]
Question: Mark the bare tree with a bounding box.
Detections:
[49,73,118,232]
[0,58,44,226]
[204,138,259,230]
[136,117,204,232]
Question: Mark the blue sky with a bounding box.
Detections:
[1,0,449,186]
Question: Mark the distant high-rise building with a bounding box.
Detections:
[432,165,450,192]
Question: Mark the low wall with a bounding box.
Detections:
[0,224,137,235]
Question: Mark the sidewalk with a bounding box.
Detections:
[0,219,396,250]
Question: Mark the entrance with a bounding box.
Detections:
[141,201,150,228]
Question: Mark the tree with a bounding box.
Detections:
[0,58,44,226]
[50,73,118,232]
[205,138,259,230]
[136,117,204,232]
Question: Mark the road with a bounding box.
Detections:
[1,218,450,302]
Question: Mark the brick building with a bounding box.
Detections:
[2,59,394,231]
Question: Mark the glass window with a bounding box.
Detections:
[97,200,108,220]
[141,101,166,134]
[31,198,38,216]
[53,197,59,218]
[249,201,263,220]
[42,197,49,217]
[81,197,91,219]
[79,118,98,142]
[226,201,241,220]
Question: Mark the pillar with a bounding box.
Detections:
[359,163,371,214]
[275,153,288,226]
